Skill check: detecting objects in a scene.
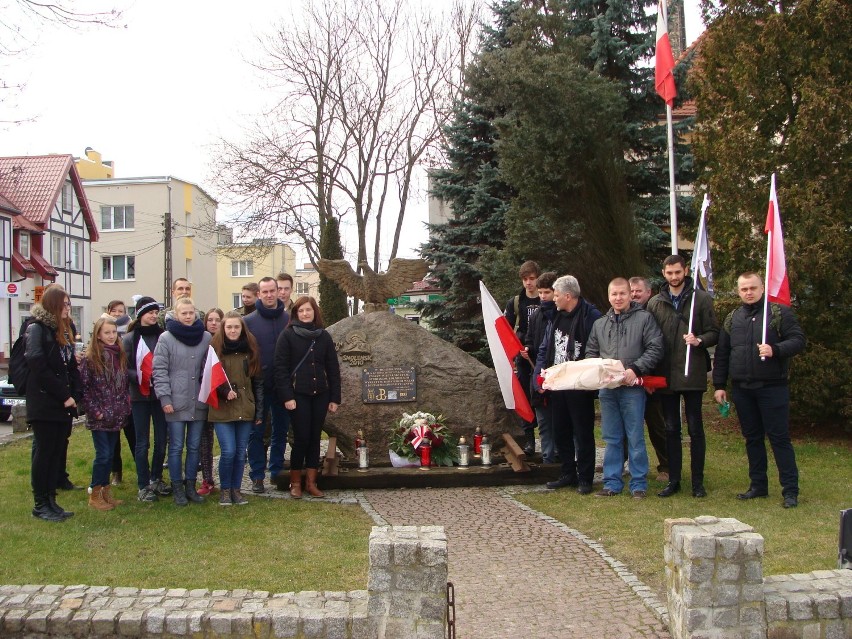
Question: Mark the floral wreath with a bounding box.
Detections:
[389,411,459,467]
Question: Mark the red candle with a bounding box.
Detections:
[473,432,483,455]
[420,443,431,469]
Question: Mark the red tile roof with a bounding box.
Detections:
[0,154,98,240]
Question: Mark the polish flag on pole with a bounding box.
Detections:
[198,346,230,409]
[655,0,677,106]
[479,281,535,423]
[764,173,791,306]
[136,338,154,397]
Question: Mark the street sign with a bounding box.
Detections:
[0,282,19,298]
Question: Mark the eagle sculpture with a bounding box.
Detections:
[317,258,429,313]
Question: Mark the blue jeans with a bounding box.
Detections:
[215,421,252,490]
[167,420,204,483]
[599,386,648,493]
[132,401,168,489]
[247,394,290,480]
[535,405,556,463]
[731,384,798,497]
[91,430,119,488]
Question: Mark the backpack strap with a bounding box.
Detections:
[512,295,520,331]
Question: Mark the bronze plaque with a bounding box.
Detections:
[361,366,416,403]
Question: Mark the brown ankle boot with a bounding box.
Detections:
[102,484,124,506]
[289,469,303,499]
[88,486,114,511]
[305,468,324,498]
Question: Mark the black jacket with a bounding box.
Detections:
[532,298,602,392]
[274,327,342,404]
[24,306,81,422]
[713,299,805,389]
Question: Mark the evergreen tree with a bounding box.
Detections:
[318,217,349,325]
[691,0,852,425]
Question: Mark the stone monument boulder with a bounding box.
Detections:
[325,311,522,458]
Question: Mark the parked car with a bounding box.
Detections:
[0,376,25,422]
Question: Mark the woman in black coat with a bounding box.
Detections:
[25,285,81,522]
[274,296,341,499]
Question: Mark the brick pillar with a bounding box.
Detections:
[665,516,766,639]
[368,525,448,639]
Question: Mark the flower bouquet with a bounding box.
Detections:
[388,411,459,467]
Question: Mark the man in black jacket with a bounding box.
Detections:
[524,272,558,463]
[712,272,806,508]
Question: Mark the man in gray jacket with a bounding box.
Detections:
[647,255,719,499]
[586,278,664,498]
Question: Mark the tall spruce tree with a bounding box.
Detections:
[318,217,349,325]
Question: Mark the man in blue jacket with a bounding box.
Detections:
[586,278,664,499]
[244,277,290,493]
[712,272,805,508]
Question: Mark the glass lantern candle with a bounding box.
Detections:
[419,439,432,470]
[473,425,483,456]
[457,436,470,468]
[480,435,492,466]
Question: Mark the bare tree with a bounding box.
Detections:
[213,0,479,271]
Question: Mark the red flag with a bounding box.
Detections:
[198,346,229,409]
[764,174,791,305]
[655,0,677,106]
[136,338,153,397]
[480,281,535,423]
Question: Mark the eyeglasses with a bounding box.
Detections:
[63,301,72,307]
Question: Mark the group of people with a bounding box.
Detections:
[509,257,805,508]
[24,273,341,522]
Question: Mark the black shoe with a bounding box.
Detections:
[172,482,188,507]
[577,483,593,495]
[32,497,64,522]
[58,478,78,491]
[185,480,204,503]
[657,482,681,498]
[737,487,768,500]
[48,493,74,519]
[692,485,707,498]
[251,479,265,494]
[783,495,798,508]
[546,475,578,490]
[523,443,535,457]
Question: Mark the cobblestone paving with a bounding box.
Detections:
[363,487,671,639]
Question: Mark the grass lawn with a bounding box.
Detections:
[516,404,852,599]
[0,426,373,592]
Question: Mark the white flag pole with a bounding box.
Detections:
[684,195,710,376]
[667,104,678,254]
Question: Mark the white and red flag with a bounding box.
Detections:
[655,0,677,106]
[479,281,535,423]
[135,338,153,397]
[198,346,229,409]
[764,173,791,305]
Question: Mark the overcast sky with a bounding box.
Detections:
[2,0,706,263]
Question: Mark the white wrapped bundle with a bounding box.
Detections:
[542,358,626,391]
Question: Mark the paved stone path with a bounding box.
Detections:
[362,487,671,639]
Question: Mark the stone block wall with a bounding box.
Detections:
[0,525,448,639]
[665,516,852,639]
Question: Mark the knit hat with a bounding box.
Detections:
[135,296,160,318]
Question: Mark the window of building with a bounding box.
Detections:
[231,260,253,277]
[61,182,74,212]
[102,255,136,281]
[51,235,64,266]
[100,205,135,231]
[232,293,241,309]
[69,240,82,270]
[69,306,82,336]
[19,232,30,258]
[296,282,310,295]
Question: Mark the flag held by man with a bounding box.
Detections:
[479,281,535,423]
[765,173,791,306]
[198,346,230,409]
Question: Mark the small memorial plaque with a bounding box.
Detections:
[362,366,416,403]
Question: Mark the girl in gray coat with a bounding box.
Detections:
[152,298,212,506]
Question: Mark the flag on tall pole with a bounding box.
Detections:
[198,345,230,409]
[764,173,791,305]
[136,338,154,397]
[684,194,713,376]
[656,0,679,252]
[655,0,677,106]
[479,281,535,423]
